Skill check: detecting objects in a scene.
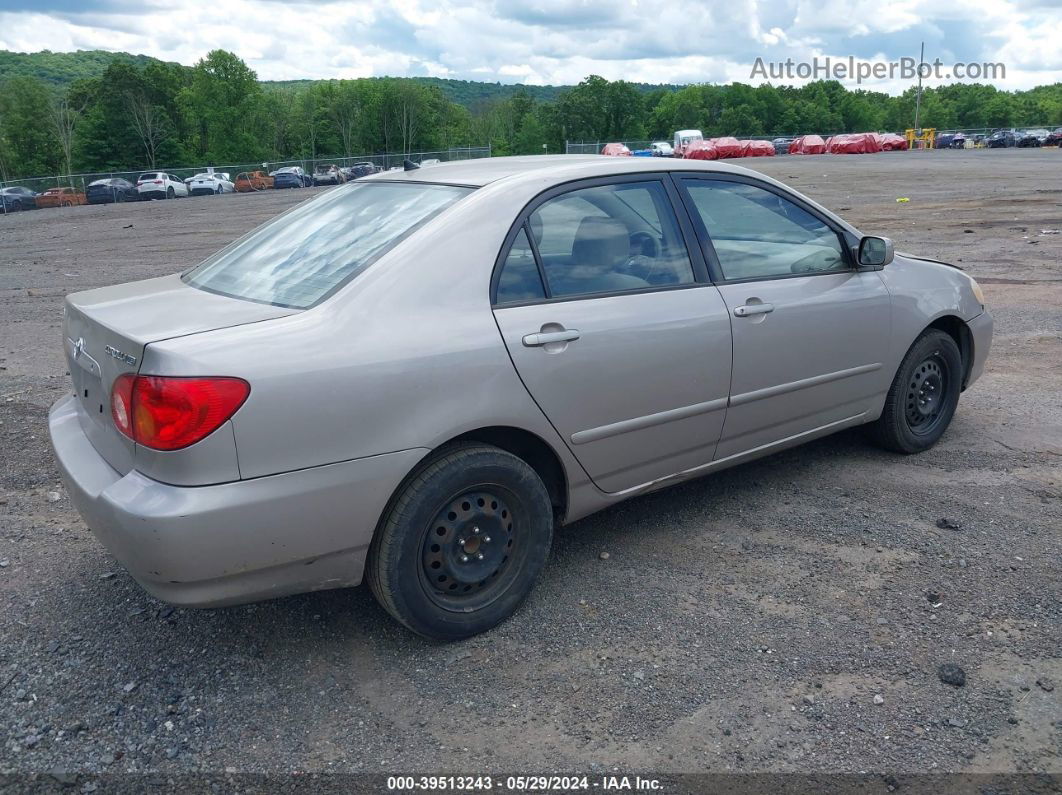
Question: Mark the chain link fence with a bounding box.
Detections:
[0,146,492,207]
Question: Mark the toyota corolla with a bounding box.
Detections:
[49,156,992,639]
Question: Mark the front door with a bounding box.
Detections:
[677,176,892,459]
[492,177,733,494]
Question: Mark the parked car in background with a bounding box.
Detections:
[0,185,39,212]
[136,172,188,200]
[342,162,379,180]
[234,171,274,192]
[312,164,346,186]
[771,137,794,155]
[420,158,442,167]
[935,133,956,149]
[1017,129,1049,148]
[673,129,704,157]
[36,186,87,208]
[986,130,1016,148]
[649,142,674,157]
[601,143,631,156]
[187,172,235,196]
[878,133,908,151]
[1044,129,1062,147]
[49,156,992,640]
[271,166,312,188]
[949,133,967,149]
[86,178,139,204]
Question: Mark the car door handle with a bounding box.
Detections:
[733,303,774,317]
[522,329,581,346]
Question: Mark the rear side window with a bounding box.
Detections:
[183,182,472,308]
[496,228,545,304]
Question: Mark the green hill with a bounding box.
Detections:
[0,49,677,108]
[0,49,177,85]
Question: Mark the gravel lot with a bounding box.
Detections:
[0,151,1059,784]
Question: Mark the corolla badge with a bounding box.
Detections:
[105,345,138,366]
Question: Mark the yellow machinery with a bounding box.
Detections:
[905,128,936,149]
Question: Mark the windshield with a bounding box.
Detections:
[183,181,473,309]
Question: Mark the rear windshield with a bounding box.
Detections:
[138,173,161,181]
[183,181,472,309]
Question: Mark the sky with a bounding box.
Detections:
[0,0,1060,92]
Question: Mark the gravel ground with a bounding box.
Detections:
[0,151,1059,784]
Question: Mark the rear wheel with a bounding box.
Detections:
[870,329,962,453]
[167,187,175,199]
[368,444,554,640]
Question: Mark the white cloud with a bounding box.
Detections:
[0,0,1059,91]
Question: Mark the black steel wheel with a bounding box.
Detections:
[420,489,519,611]
[904,356,948,435]
[368,443,553,640]
[166,186,175,199]
[870,329,963,453]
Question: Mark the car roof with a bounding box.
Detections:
[361,154,772,189]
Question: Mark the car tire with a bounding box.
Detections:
[367,443,554,640]
[870,329,962,454]
[167,187,175,199]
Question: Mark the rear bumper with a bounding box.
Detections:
[965,309,993,389]
[49,394,426,607]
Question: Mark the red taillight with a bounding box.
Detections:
[111,375,249,450]
[153,180,163,184]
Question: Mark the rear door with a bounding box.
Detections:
[676,175,892,459]
[492,175,733,494]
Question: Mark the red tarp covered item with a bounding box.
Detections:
[879,132,909,150]
[683,140,719,160]
[788,134,826,154]
[741,139,775,157]
[711,136,743,158]
[601,142,631,156]
[827,132,883,154]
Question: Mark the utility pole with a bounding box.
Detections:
[913,41,925,132]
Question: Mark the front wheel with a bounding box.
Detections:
[870,329,962,453]
[367,444,554,640]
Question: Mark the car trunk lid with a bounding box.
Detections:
[63,274,297,474]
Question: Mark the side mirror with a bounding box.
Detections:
[857,236,894,268]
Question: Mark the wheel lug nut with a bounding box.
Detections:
[477,553,484,560]
[483,536,491,543]
[457,537,465,546]
[460,555,469,563]
[473,526,480,534]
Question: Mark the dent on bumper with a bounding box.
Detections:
[49,394,427,607]
[965,309,993,388]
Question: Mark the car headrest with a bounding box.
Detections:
[571,216,628,270]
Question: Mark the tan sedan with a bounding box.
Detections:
[50,156,992,638]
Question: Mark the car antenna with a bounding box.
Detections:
[403,159,420,171]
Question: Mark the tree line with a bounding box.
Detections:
[1,49,1060,180]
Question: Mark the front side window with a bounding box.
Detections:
[682,179,847,280]
[505,181,694,301]
[184,181,472,308]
